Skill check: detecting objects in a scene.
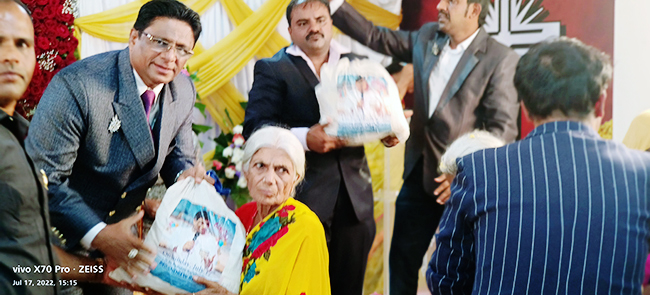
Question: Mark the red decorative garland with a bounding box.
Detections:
[18,0,78,119]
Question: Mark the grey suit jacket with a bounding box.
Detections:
[26,48,196,249]
[333,2,520,194]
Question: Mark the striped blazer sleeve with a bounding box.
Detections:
[427,157,476,294]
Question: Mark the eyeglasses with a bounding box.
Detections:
[142,32,194,59]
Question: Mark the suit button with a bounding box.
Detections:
[121,192,127,199]
[147,188,151,193]
[135,205,142,212]
[109,210,115,216]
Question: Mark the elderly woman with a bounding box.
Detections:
[194,126,330,295]
[433,130,505,204]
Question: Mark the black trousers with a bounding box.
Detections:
[325,182,376,295]
[389,159,446,295]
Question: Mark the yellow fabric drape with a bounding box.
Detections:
[74,0,218,43]
[222,0,290,59]
[348,0,402,30]
[186,0,290,132]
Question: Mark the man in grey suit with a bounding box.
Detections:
[328,0,520,293]
[26,0,212,292]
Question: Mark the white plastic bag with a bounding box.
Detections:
[109,177,246,294]
[315,58,410,145]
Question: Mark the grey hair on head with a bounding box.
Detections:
[242,126,306,185]
[439,130,505,175]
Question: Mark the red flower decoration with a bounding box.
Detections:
[17,0,78,119]
[251,226,289,259]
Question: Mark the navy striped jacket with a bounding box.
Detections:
[427,121,650,294]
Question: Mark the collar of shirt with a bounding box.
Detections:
[0,109,29,144]
[445,28,480,54]
[427,28,481,117]
[286,39,350,80]
[133,69,164,101]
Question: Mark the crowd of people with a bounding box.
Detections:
[1,0,649,294]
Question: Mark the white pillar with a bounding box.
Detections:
[613,0,650,142]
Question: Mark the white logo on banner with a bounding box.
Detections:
[484,0,562,55]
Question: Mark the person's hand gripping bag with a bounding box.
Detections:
[315,57,410,145]
[109,177,246,294]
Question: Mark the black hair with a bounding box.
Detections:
[194,210,209,222]
[514,37,612,120]
[286,0,330,26]
[133,0,202,44]
[467,0,490,27]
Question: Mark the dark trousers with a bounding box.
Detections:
[326,182,376,295]
[389,159,445,295]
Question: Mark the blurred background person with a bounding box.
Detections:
[195,126,330,295]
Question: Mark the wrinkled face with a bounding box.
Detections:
[193,217,209,235]
[437,0,474,35]
[245,147,296,207]
[128,17,194,88]
[0,2,35,108]
[288,2,332,55]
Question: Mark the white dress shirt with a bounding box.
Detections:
[428,29,479,117]
[80,70,164,249]
[285,40,350,151]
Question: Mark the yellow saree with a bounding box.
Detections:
[240,198,330,295]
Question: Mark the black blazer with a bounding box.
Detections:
[243,48,374,224]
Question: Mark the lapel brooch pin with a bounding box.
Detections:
[108,114,121,133]
[432,43,440,56]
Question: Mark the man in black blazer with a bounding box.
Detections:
[243,0,397,293]
[329,0,520,293]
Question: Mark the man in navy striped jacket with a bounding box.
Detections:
[427,37,650,294]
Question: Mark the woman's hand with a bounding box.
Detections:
[178,276,236,295]
[434,173,455,205]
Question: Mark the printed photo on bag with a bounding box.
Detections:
[336,75,392,137]
[152,198,237,292]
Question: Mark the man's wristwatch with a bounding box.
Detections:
[174,170,185,183]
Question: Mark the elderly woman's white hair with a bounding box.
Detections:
[439,130,505,175]
[242,126,306,184]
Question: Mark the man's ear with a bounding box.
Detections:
[468,2,482,20]
[594,92,607,119]
[128,28,139,47]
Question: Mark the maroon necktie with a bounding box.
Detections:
[141,90,155,122]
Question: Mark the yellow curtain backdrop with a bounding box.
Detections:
[74,0,218,44]
[74,0,401,132]
[186,0,291,132]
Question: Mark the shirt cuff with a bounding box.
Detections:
[291,127,310,151]
[330,0,344,13]
[80,222,107,249]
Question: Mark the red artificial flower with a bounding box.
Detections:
[213,160,223,171]
[57,13,74,23]
[32,9,45,22]
[251,226,289,259]
[43,4,62,18]
[35,0,49,6]
[36,36,49,50]
[54,25,70,39]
